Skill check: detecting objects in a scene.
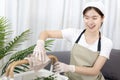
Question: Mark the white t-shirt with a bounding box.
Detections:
[61,28,113,59]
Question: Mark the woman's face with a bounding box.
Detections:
[83,9,104,32]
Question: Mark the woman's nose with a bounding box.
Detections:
[87,20,94,26]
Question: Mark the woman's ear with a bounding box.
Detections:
[101,16,105,23]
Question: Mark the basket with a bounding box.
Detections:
[4,54,68,80]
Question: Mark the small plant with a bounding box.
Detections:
[0,16,54,75]
[34,74,57,80]
[0,16,31,75]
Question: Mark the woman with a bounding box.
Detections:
[32,1,112,80]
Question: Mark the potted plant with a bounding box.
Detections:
[0,17,54,75]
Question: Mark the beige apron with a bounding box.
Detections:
[66,30,105,80]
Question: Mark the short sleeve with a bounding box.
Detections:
[61,28,83,43]
[100,36,113,59]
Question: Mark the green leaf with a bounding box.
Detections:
[0,17,11,49]
[20,64,29,69]
[0,29,31,60]
[14,67,26,72]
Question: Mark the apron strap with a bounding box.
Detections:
[75,29,101,52]
[98,32,101,52]
[75,29,86,43]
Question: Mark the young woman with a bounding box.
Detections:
[33,1,113,80]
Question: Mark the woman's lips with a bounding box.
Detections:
[88,25,95,29]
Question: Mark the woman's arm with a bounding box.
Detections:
[75,56,107,76]
[39,30,63,40]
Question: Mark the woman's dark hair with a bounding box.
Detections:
[83,7,104,18]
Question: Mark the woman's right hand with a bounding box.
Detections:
[33,40,46,62]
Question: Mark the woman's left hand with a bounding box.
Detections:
[53,61,75,73]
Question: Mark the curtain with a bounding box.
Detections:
[0,0,120,51]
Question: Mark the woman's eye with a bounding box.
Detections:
[93,17,97,20]
[85,17,89,19]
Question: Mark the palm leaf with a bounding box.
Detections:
[20,64,29,69]
[0,29,31,60]
[45,39,54,51]
[9,45,35,61]
[14,67,26,72]
[0,17,11,49]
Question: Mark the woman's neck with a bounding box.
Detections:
[84,30,100,44]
